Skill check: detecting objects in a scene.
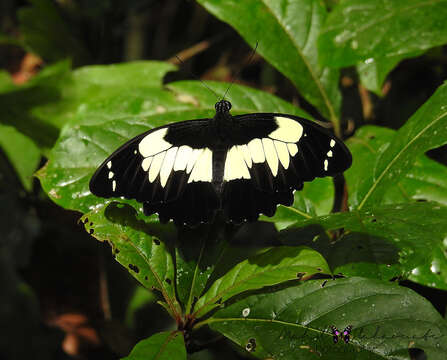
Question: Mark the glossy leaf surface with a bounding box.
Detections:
[208,278,447,359]
[319,0,447,68]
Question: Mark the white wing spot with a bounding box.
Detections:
[327,150,333,157]
[138,128,171,157]
[248,138,265,163]
[224,146,250,181]
[262,138,279,176]
[108,171,114,179]
[112,180,116,192]
[269,116,303,142]
[134,150,137,155]
[107,161,112,169]
[324,159,329,171]
[141,157,153,171]
[238,144,252,168]
[188,148,212,183]
[330,139,336,148]
[186,149,202,174]
[149,151,166,182]
[274,140,290,169]
[174,145,193,171]
[287,143,298,156]
[160,147,178,187]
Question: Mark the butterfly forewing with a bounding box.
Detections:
[89,118,220,224]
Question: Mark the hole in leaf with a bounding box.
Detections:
[371,218,377,222]
[408,348,426,360]
[144,276,148,280]
[129,264,140,273]
[154,238,161,245]
[89,229,94,235]
[296,272,306,280]
[165,278,172,285]
[83,217,89,224]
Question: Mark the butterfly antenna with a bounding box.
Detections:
[222,41,259,101]
[174,54,220,101]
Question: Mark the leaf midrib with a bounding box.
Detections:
[261,0,337,125]
[195,256,316,317]
[358,110,447,209]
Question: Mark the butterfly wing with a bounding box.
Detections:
[89,118,220,225]
[221,113,352,223]
[331,326,341,344]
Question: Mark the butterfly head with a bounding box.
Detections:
[215,99,232,113]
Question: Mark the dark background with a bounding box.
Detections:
[1,1,446,359]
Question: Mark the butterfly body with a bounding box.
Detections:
[89,99,352,226]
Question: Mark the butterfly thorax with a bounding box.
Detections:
[209,100,234,146]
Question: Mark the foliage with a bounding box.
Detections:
[1,0,447,359]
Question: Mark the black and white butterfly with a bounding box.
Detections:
[331,325,353,344]
[89,99,352,226]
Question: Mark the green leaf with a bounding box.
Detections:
[193,246,330,318]
[81,203,181,319]
[37,74,308,214]
[197,0,341,129]
[122,331,186,360]
[18,0,90,65]
[355,83,447,209]
[0,124,40,191]
[282,202,447,289]
[319,0,447,68]
[356,55,404,96]
[261,177,335,230]
[175,225,228,314]
[206,277,447,360]
[346,125,447,208]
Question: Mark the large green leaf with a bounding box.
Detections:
[197,0,341,130]
[193,246,330,318]
[319,0,447,68]
[261,177,335,230]
[205,277,447,359]
[346,125,447,207]
[175,225,229,314]
[81,203,181,319]
[354,83,447,209]
[356,55,405,96]
[122,331,186,360]
[0,124,40,191]
[282,202,447,289]
[37,74,309,214]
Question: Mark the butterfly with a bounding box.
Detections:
[331,325,353,344]
[89,99,352,226]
